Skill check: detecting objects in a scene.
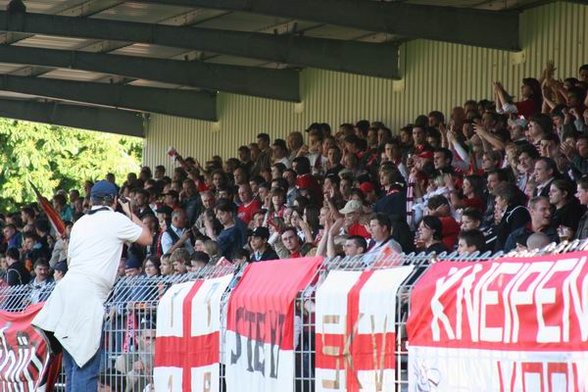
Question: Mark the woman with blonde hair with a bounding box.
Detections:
[203,239,221,264]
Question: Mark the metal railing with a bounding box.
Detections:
[0,264,237,391]
[289,250,494,392]
[2,239,588,391]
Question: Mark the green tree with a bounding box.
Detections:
[0,119,142,213]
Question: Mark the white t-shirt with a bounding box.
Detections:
[67,207,143,288]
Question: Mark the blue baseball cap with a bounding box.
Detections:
[251,226,270,240]
[125,255,142,270]
[54,261,68,273]
[90,180,118,198]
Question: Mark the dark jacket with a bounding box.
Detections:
[569,153,588,178]
[553,199,586,232]
[217,219,247,259]
[575,210,588,241]
[374,189,407,221]
[391,217,414,253]
[182,195,202,226]
[494,205,531,252]
[251,246,279,262]
[533,178,554,198]
[504,224,559,252]
[5,261,31,286]
[424,242,448,255]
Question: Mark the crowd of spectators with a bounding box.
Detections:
[1,62,588,288]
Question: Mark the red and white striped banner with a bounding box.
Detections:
[225,256,323,392]
[154,274,233,392]
[315,267,414,392]
[0,303,52,392]
[407,252,588,391]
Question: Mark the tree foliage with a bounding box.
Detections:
[0,119,142,213]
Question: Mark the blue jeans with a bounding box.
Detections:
[63,345,103,392]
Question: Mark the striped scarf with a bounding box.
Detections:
[406,181,415,230]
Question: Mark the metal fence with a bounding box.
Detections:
[2,239,588,391]
[290,250,497,392]
[99,264,237,392]
[0,264,237,392]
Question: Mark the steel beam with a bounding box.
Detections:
[0,75,217,121]
[0,11,399,78]
[0,45,299,101]
[0,98,145,137]
[134,0,520,50]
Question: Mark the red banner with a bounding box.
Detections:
[0,303,54,391]
[225,256,323,392]
[407,251,588,391]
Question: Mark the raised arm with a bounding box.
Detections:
[119,198,152,246]
[473,124,506,151]
[326,218,345,258]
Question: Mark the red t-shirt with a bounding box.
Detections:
[237,199,262,225]
[464,196,485,212]
[347,223,371,240]
[439,216,460,250]
[515,99,540,119]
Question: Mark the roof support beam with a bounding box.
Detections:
[0,75,217,121]
[0,46,299,101]
[135,0,520,50]
[0,98,145,137]
[0,11,399,78]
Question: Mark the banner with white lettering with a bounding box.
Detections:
[0,303,52,391]
[154,274,233,392]
[315,267,414,392]
[407,252,588,391]
[225,256,323,392]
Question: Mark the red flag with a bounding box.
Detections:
[0,303,62,392]
[225,256,323,392]
[29,182,66,236]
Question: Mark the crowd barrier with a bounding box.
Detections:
[1,238,588,391]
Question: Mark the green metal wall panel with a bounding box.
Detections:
[144,1,587,170]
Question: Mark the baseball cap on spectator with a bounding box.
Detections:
[54,261,68,273]
[339,200,365,214]
[90,180,117,198]
[359,182,375,194]
[251,227,270,240]
[125,255,142,270]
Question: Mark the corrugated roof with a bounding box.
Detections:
[0,0,550,122]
